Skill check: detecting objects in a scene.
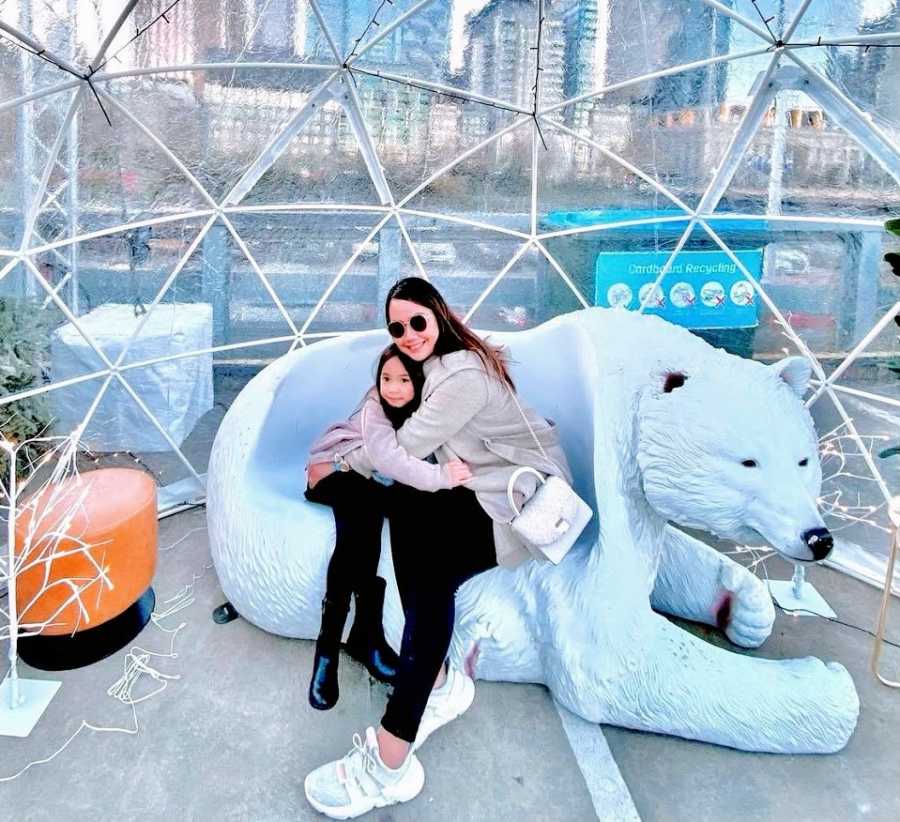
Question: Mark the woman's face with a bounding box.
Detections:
[387,298,438,361]
[379,356,415,408]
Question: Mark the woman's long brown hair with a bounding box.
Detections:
[384,277,515,390]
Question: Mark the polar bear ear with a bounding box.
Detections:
[770,356,812,397]
[662,372,688,393]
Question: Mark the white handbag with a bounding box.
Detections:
[503,389,592,565]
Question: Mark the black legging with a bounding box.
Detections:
[381,483,497,743]
[304,471,388,606]
[305,472,498,743]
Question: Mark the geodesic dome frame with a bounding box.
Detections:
[0,0,898,589]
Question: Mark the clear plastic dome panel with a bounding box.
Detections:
[0,0,897,592]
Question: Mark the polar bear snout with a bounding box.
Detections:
[802,527,833,561]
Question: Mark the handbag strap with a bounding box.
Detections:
[507,466,547,517]
[501,380,553,514]
[503,381,550,463]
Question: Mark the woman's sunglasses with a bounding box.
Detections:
[388,314,428,339]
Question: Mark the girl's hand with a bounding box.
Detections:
[447,459,473,487]
[307,461,335,490]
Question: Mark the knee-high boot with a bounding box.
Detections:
[308,596,349,710]
[344,576,400,685]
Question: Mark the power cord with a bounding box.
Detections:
[749,549,900,651]
[774,600,900,650]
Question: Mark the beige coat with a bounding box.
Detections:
[347,349,572,569]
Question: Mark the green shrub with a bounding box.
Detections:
[0,297,54,484]
[886,218,900,284]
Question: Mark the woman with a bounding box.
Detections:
[304,277,573,820]
[305,344,472,711]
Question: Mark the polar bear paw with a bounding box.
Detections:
[716,563,776,648]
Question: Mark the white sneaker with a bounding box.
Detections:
[412,665,475,751]
[304,727,425,819]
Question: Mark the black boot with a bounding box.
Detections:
[344,577,400,685]
[308,596,349,711]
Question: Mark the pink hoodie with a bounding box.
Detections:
[307,390,453,493]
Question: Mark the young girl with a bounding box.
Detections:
[305,344,471,711]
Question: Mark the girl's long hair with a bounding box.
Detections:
[374,344,426,429]
[384,277,515,389]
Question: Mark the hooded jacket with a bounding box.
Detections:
[347,349,572,569]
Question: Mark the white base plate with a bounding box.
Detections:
[768,579,837,620]
[0,677,61,738]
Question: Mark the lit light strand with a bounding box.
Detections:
[0,430,113,645]
[0,0,185,127]
[750,0,899,52]
[0,532,212,782]
[345,0,395,63]
[529,1,548,150]
[722,418,892,580]
[817,420,892,535]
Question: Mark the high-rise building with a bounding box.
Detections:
[555,0,732,111]
[304,0,451,72]
[305,1,455,158]
[465,0,566,114]
[556,0,606,101]
[131,0,199,67]
[826,3,900,124]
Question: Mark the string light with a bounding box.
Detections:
[530,0,548,150]
[91,0,185,76]
[749,0,778,43]
[750,0,899,52]
[344,0,394,64]
[0,0,184,127]
[725,416,892,620]
[0,433,110,666]
[0,508,211,782]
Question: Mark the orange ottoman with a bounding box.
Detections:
[14,468,158,671]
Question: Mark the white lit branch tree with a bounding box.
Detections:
[1,432,109,723]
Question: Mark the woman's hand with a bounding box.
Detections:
[307,461,335,490]
[446,459,473,487]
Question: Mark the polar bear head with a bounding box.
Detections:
[636,356,831,563]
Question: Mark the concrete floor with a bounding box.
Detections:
[1,509,597,822]
[2,510,898,821]
[605,551,900,822]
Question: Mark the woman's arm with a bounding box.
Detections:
[395,368,489,458]
[359,401,463,492]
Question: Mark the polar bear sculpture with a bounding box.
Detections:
[207,307,859,754]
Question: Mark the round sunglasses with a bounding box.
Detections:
[387,314,428,339]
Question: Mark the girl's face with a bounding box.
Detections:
[387,298,438,361]
[379,356,416,408]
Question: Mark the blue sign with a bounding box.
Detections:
[594,248,763,329]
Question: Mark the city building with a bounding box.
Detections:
[465,0,566,114]
[554,0,732,110]
[826,3,900,132]
[128,0,458,170]
[303,0,451,68]
[556,0,606,101]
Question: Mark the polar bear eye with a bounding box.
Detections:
[799,458,809,467]
[741,459,758,468]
